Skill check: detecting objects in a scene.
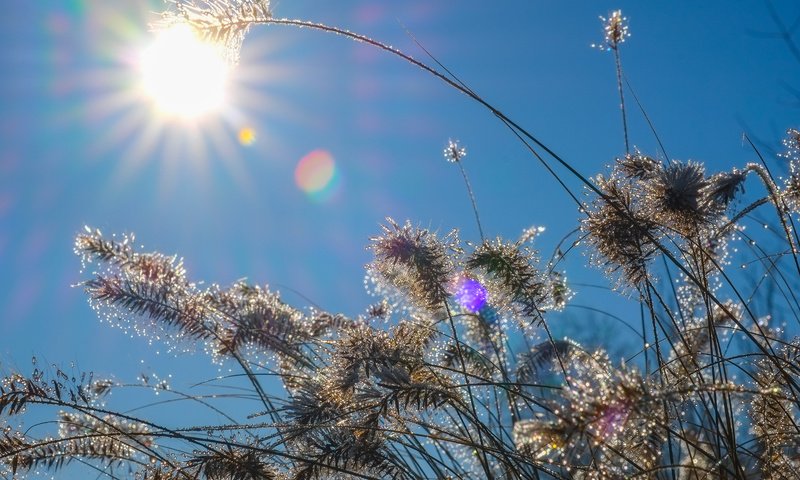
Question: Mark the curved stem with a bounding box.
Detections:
[252,15,800,399]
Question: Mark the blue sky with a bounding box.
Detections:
[1,0,799,391]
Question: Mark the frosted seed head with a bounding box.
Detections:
[443,139,466,163]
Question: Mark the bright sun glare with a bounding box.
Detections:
[140,24,230,119]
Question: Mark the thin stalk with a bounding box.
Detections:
[457,160,485,242]
[613,47,630,154]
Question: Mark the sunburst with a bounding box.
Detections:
[79,3,297,196]
[139,23,230,119]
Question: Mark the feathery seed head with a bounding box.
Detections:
[466,239,557,320]
[518,225,546,244]
[783,170,800,212]
[749,342,800,476]
[515,364,662,473]
[704,169,747,207]
[186,447,279,480]
[616,152,659,180]
[780,127,800,161]
[582,176,659,288]
[447,274,488,313]
[513,419,568,460]
[368,218,458,312]
[157,0,272,65]
[646,161,709,223]
[57,411,153,460]
[443,139,466,163]
[782,145,800,212]
[594,10,629,51]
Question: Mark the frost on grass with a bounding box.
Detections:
[4,3,800,479]
[156,0,272,64]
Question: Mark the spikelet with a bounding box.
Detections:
[642,160,714,234]
[214,283,308,360]
[515,338,584,384]
[513,417,569,460]
[582,175,659,289]
[592,10,630,51]
[1,411,153,475]
[704,169,747,207]
[514,361,665,476]
[779,128,800,162]
[186,446,283,479]
[615,152,659,180]
[289,427,409,480]
[443,139,467,163]
[58,411,153,457]
[368,218,459,313]
[749,342,800,479]
[157,0,272,64]
[466,238,562,322]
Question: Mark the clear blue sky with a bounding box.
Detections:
[1,1,798,387]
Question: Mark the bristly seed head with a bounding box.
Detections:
[157,0,272,65]
[644,161,711,232]
[443,139,466,163]
[616,152,659,180]
[783,169,800,212]
[779,127,800,162]
[466,238,567,321]
[582,175,659,289]
[704,169,747,208]
[368,218,459,312]
[593,10,630,51]
[780,128,800,212]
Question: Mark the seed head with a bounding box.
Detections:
[616,152,659,180]
[779,128,800,162]
[780,129,800,211]
[582,176,659,289]
[783,169,800,212]
[443,140,466,163]
[157,0,272,65]
[368,218,458,312]
[466,239,557,320]
[704,169,747,207]
[593,10,630,50]
[644,161,712,232]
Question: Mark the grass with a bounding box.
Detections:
[1,1,799,478]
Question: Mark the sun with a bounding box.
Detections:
[139,23,230,119]
[76,4,301,197]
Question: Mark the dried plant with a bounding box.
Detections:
[156,0,271,64]
[4,2,800,480]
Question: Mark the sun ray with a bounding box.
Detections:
[139,23,230,119]
[72,2,313,200]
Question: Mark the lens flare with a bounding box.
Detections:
[139,23,229,119]
[295,149,338,201]
[238,127,256,146]
[450,275,488,313]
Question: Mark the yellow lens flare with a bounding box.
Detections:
[238,127,256,146]
[139,24,229,119]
